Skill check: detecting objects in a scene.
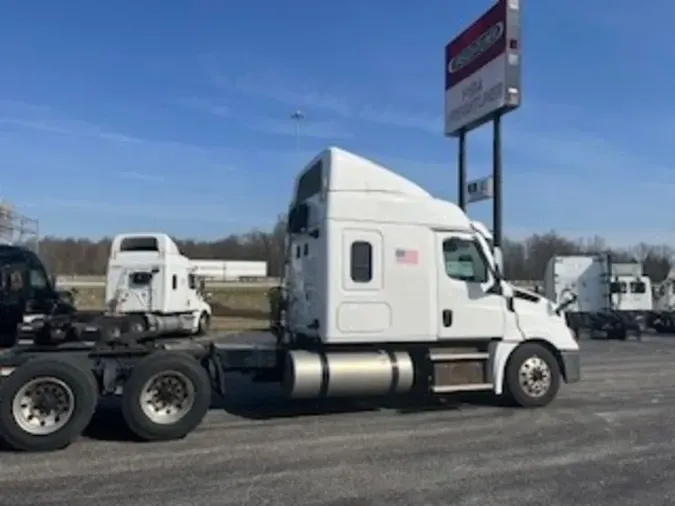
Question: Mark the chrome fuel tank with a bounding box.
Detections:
[282,349,415,399]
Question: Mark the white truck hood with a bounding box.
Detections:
[511,286,560,317]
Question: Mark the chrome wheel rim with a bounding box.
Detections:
[12,377,75,435]
[139,371,195,425]
[518,356,552,398]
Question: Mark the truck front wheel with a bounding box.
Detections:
[503,343,561,408]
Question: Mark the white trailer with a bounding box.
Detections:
[105,233,212,335]
[190,259,267,281]
[544,255,650,339]
[0,147,580,453]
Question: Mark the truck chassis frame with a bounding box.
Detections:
[0,318,579,453]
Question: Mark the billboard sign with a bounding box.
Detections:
[444,0,521,137]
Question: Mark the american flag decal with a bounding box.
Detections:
[395,248,418,265]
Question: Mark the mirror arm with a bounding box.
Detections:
[486,282,502,295]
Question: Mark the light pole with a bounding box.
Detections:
[290,109,304,154]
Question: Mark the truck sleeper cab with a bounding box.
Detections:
[282,147,580,405]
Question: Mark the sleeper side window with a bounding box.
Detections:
[350,241,372,283]
[172,275,177,290]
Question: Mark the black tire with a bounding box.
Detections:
[121,352,211,442]
[196,312,210,336]
[0,357,98,452]
[503,343,561,408]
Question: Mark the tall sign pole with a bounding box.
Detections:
[458,130,466,210]
[290,109,305,154]
[444,0,522,272]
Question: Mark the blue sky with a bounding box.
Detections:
[0,0,674,244]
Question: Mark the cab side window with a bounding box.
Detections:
[629,281,646,294]
[610,281,628,294]
[9,270,23,291]
[29,269,48,290]
[129,271,153,287]
[442,238,489,284]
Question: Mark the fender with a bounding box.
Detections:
[488,337,580,395]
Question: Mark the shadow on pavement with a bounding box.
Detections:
[82,372,505,443]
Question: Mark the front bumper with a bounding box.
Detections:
[560,350,581,384]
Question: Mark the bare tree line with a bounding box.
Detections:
[34,216,675,282]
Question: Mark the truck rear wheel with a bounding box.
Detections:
[121,352,211,442]
[0,357,98,452]
[504,343,561,408]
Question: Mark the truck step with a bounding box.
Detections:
[431,383,493,394]
[429,351,489,362]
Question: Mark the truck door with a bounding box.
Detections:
[435,231,506,339]
[291,236,319,331]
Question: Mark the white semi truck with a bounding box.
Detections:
[643,268,675,333]
[0,147,580,452]
[105,232,212,336]
[544,255,651,339]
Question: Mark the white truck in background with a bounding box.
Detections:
[646,268,675,333]
[105,233,212,336]
[653,269,675,313]
[544,255,650,339]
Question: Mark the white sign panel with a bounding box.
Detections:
[447,55,507,135]
[444,0,521,137]
[467,176,494,203]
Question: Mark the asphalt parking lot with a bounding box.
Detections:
[1,335,675,506]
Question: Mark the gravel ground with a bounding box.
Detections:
[1,335,675,506]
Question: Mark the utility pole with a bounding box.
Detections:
[290,109,304,154]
